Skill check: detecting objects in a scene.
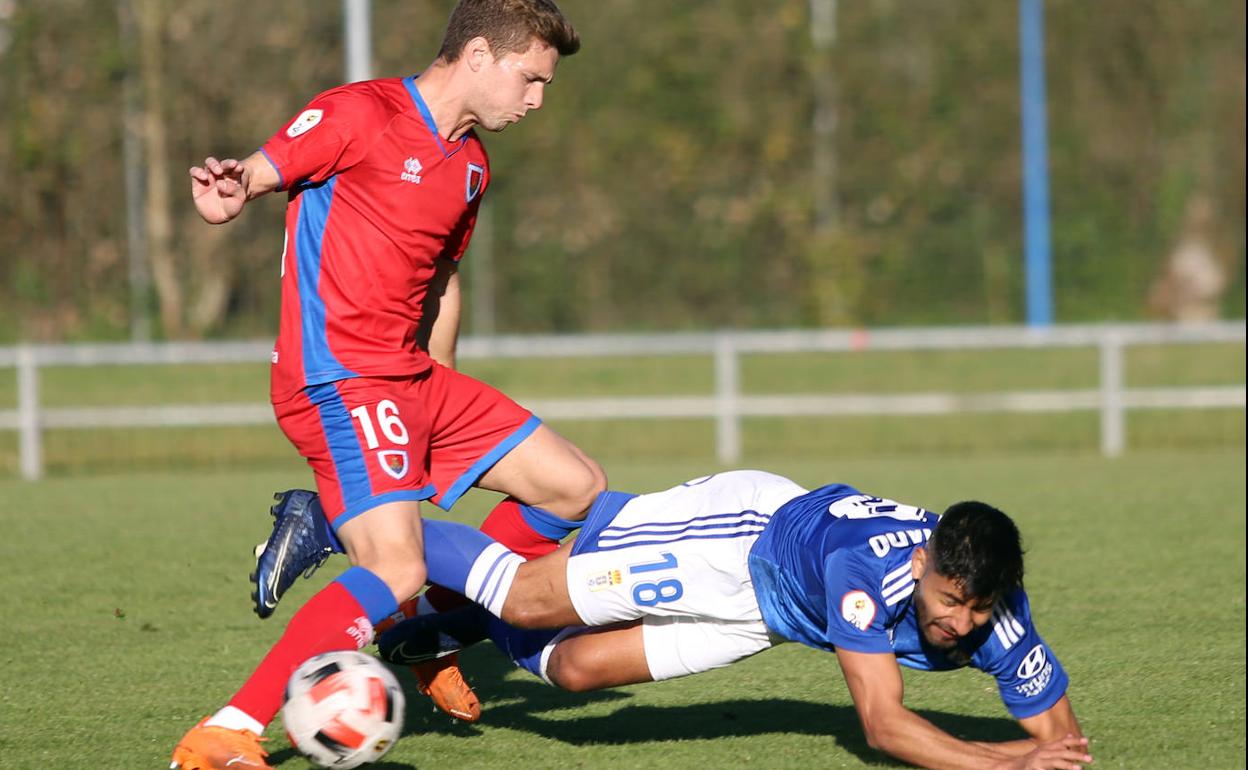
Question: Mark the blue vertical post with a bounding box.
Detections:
[1020,0,1053,326]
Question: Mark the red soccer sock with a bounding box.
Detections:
[423,497,566,611]
[227,581,381,727]
[480,497,569,560]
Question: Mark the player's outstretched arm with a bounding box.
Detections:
[1017,695,1083,743]
[1004,735,1092,770]
[835,648,1092,770]
[967,695,1084,759]
[985,696,1089,769]
[188,152,280,224]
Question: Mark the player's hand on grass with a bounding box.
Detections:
[1007,734,1092,769]
[189,156,249,224]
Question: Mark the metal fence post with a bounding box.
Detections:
[1099,333,1125,457]
[17,345,43,480]
[714,333,741,464]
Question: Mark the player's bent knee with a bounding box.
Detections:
[545,648,598,693]
[562,459,607,516]
[583,455,607,493]
[352,554,427,604]
[550,432,607,508]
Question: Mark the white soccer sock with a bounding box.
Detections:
[205,705,265,736]
[463,543,525,617]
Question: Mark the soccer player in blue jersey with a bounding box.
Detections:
[383,469,1093,770]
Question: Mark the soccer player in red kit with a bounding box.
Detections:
[171,3,602,768]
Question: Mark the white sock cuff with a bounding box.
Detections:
[464,543,524,617]
[205,705,265,736]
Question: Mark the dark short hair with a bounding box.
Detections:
[438,0,580,62]
[928,501,1025,601]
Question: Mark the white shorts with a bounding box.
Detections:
[536,617,783,684]
[641,615,784,681]
[560,470,807,680]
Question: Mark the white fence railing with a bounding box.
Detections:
[1,322,1243,480]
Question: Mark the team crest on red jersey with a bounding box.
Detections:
[377,450,409,479]
[465,163,485,202]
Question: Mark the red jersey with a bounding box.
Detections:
[260,76,489,400]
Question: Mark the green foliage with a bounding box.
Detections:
[0,450,1242,768]
[0,0,1243,341]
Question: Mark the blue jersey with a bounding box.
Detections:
[748,484,1068,719]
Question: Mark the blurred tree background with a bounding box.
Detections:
[0,0,1242,342]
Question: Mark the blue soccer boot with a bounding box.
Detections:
[250,489,341,619]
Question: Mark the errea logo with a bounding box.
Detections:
[401,157,423,184]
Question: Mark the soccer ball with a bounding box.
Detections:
[282,651,406,769]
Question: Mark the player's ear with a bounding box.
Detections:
[463,36,493,72]
[910,546,928,581]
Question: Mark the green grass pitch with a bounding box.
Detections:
[0,449,1242,769]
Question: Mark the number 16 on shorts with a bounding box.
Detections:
[351,399,410,448]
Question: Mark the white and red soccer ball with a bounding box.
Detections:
[282,651,406,768]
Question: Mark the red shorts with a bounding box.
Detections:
[273,364,539,531]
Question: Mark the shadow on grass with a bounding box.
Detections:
[293,645,1029,768]
[267,749,419,770]
[266,746,421,769]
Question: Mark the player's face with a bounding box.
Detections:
[910,549,995,650]
[474,39,559,132]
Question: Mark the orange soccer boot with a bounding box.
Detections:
[411,652,481,723]
[170,718,272,770]
[374,597,485,722]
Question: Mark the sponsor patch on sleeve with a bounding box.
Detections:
[840,590,877,631]
[1014,644,1055,698]
[286,108,324,138]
